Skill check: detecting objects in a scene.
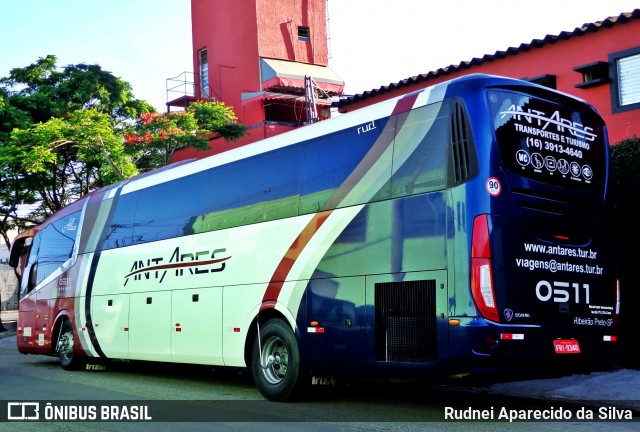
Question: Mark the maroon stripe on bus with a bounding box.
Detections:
[261,211,331,310]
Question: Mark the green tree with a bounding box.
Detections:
[0,57,238,319]
[0,56,247,248]
[0,55,154,127]
[124,100,246,172]
[0,56,151,225]
[4,109,137,213]
[609,136,640,368]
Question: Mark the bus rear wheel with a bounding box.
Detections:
[251,319,303,402]
[58,320,83,370]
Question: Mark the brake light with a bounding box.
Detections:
[471,215,499,322]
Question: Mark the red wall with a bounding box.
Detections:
[190,0,260,115]
[339,18,640,145]
[256,0,328,65]
[176,0,330,161]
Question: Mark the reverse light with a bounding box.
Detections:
[478,263,494,308]
[615,278,621,326]
[471,215,500,322]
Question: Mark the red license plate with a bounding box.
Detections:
[553,339,581,354]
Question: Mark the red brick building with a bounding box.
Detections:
[337,9,640,146]
[169,0,343,161]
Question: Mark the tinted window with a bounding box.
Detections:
[490,90,606,189]
[101,196,136,249]
[389,102,448,197]
[34,211,81,284]
[133,174,204,243]
[99,108,453,250]
[300,117,393,212]
[198,146,301,231]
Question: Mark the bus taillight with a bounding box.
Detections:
[471,215,499,322]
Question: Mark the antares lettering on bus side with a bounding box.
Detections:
[500,105,596,143]
[123,246,230,286]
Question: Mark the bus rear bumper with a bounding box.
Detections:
[447,317,621,375]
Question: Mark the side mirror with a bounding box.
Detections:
[27,262,38,293]
[9,237,26,268]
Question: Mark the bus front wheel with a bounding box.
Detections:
[58,320,82,370]
[251,319,303,402]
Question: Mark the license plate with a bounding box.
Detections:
[553,339,581,354]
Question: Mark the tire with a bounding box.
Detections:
[58,320,83,370]
[251,319,303,402]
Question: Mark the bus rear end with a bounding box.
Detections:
[454,81,619,373]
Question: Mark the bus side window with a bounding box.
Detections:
[21,211,81,293]
[390,103,449,197]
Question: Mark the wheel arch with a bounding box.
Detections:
[244,307,298,368]
[51,311,73,354]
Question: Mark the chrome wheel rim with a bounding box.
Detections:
[261,336,288,384]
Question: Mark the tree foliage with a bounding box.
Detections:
[609,136,640,270]
[123,100,246,171]
[0,56,153,242]
[609,136,640,367]
[0,56,246,255]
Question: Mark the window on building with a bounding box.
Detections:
[573,61,609,89]
[199,48,209,98]
[610,46,640,113]
[526,74,557,89]
[298,26,310,41]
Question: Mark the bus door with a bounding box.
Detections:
[365,271,448,368]
[13,233,39,353]
[19,238,56,354]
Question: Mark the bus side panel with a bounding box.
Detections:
[171,287,223,365]
[90,293,130,359]
[128,291,172,362]
[298,191,450,376]
[33,283,54,353]
[309,194,448,279]
[222,283,269,367]
[16,292,36,354]
[300,276,367,373]
[85,215,316,366]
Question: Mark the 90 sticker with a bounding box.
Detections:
[486,177,501,196]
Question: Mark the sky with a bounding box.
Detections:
[0,1,639,111]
